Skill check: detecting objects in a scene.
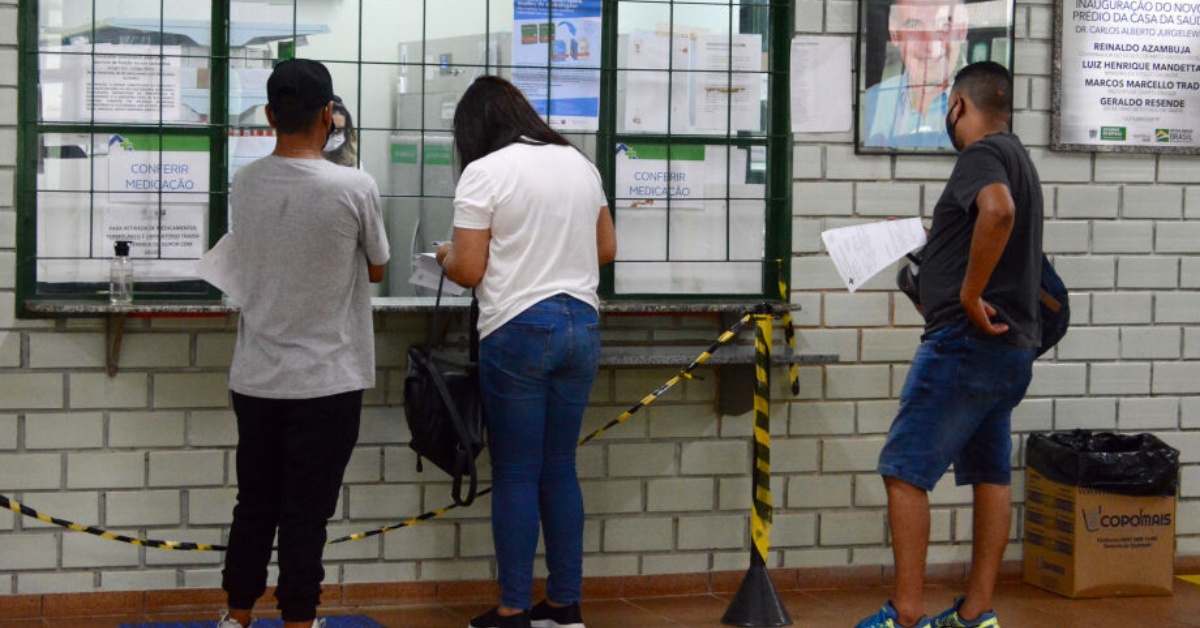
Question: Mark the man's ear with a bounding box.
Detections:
[264,105,277,129]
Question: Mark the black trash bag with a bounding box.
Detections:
[1026,429,1180,497]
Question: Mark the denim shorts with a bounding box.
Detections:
[877,323,1036,491]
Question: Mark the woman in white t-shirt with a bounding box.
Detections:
[437,76,616,628]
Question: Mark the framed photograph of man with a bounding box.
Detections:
[856,0,1015,153]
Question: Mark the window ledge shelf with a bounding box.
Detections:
[24,297,800,317]
[23,299,821,388]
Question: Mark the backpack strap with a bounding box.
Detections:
[1040,289,1062,314]
[420,347,480,506]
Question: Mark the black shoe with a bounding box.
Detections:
[469,607,532,628]
[529,600,585,628]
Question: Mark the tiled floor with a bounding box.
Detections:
[6,579,1200,628]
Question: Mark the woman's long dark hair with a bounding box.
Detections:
[452,75,571,170]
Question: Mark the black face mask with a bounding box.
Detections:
[944,100,962,152]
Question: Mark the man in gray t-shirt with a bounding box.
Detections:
[215,59,389,628]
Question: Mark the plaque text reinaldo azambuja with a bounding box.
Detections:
[1060,0,1200,148]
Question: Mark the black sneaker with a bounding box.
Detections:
[529,600,585,628]
[469,607,532,628]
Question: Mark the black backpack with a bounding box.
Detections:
[402,277,485,506]
[896,252,1069,356]
[1036,254,1070,357]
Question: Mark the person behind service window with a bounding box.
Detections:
[322,95,358,167]
[863,0,970,149]
[437,75,616,628]
[213,59,389,628]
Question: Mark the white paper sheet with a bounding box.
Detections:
[821,218,927,292]
[409,252,468,296]
[791,36,853,133]
[623,32,692,133]
[695,34,763,132]
[193,233,246,305]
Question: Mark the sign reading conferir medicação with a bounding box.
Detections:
[1054,0,1200,152]
[105,134,209,260]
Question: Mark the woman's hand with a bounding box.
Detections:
[435,242,452,268]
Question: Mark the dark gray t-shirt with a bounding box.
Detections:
[920,133,1043,347]
[228,155,389,398]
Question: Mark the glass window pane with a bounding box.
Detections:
[673,3,732,37]
[360,63,415,131]
[227,127,275,184]
[37,133,95,191]
[325,62,361,111]
[612,136,769,295]
[37,191,95,259]
[615,262,763,294]
[729,199,766,260]
[373,129,456,299]
[618,3,672,38]
[427,0,489,42]
[228,62,274,126]
[230,1,298,62]
[362,0,425,64]
[94,0,162,29]
[164,0,213,48]
[297,0,360,64]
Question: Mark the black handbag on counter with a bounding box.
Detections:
[403,272,484,506]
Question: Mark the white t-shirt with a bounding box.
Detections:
[453,142,607,338]
[227,155,390,398]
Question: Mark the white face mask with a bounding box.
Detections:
[324,132,346,152]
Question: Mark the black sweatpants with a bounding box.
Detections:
[222,389,362,622]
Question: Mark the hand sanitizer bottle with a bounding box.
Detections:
[109,240,133,305]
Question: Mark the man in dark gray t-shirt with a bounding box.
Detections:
[214,59,389,628]
[858,62,1042,628]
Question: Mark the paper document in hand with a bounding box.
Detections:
[193,233,246,305]
[821,218,927,292]
[409,252,468,296]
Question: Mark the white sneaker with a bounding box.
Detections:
[217,611,253,628]
[218,610,325,628]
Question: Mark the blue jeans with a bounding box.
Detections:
[878,324,1036,491]
[480,294,601,610]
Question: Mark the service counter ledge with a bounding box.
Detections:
[23,298,838,415]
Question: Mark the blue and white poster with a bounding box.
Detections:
[513,0,602,131]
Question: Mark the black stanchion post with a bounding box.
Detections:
[722,311,792,627]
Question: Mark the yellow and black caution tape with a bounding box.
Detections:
[3,310,772,551]
[749,313,774,562]
[777,259,800,395]
[578,312,754,446]
[1,494,221,551]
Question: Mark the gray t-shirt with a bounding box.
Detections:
[228,155,390,398]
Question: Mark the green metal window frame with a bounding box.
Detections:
[16,0,792,313]
[599,0,793,302]
[17,1,231,307]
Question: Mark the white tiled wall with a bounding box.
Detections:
[0,0,1196,597]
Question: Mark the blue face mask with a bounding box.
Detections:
[944,100,963,152]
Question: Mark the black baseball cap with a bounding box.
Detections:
[267,58,334,113]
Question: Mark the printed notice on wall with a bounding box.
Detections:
[614,143,705,210]
[54,44,183,123]
[104,134,208,259]
[1055,0,1200,151]
[512,0,603,131]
